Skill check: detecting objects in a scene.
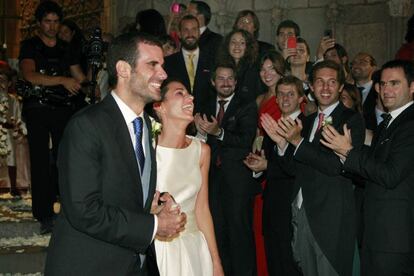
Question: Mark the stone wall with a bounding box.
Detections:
[112,0,413,66]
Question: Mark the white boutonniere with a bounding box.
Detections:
[150,116,162,147]
[322,116,333,127]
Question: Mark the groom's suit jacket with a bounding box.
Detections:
[344,103,414,255]
[44,95,158,276]
[282,102,365,276]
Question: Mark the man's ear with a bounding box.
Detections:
[375,83,380,94]
[116,60,131,80]
[409,81,414,97]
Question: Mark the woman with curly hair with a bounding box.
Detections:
[216,29,262,103]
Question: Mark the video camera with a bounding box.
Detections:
[83,27,105,104]
[83,27,104,68]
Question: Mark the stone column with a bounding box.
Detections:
[387,0,413,60]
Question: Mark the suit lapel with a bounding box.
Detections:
[143,113,156,210]
[374,103,414,146]
[302,112,317,141]
[103,95,144,207]
[221,96,238,125]
[313,102,346,142]
[176,52,191,92]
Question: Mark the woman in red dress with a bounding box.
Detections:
[252,51,286,276]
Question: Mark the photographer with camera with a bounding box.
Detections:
[18,0,87,234]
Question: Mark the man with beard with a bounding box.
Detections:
[187,1,223,60]
[194,64,258,275]
[164,14,213,113]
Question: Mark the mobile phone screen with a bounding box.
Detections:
[171,3,180,13]
[287,36,297,49]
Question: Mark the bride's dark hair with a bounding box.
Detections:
[146,77,187,123]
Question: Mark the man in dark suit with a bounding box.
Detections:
[44,32,186,276]
[273,60,365,276]
[164,14,213,113]
[321,59,414,276]
[194,63,258,276]
[187,1,223,60]
[351,52,378,130]
[244,76,305,276]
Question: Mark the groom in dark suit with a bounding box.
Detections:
[45,32,187,276]
[194,63,258,276]
[275,60,365,276]
[322,59,414,276]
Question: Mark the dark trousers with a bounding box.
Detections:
[291,206,339,276]
[23,104,75,222]
[362,248,414,276]
[209,168,256,276]
[263,197,302,276]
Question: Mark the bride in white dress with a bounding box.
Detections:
[152,79,224,276]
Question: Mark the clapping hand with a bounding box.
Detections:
[244,150,267,172]
[277,117,303,147]
[320,124,353,161]
[197,114,220,136]
[261,113,287,149]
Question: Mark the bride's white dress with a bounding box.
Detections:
[155,137,213,276]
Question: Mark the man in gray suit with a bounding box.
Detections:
[45,32,186,276]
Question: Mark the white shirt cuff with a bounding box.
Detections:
[151,215,158,241]
[293,138,305,155]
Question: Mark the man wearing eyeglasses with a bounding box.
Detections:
[321,59,414,276]
[266,60,365,276]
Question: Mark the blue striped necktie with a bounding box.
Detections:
[132,117,145,174]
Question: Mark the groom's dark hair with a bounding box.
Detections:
[107,32,162,87]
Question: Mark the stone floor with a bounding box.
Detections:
[0,193,48,275]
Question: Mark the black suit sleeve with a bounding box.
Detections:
[58,114,155,253]
[295,112,365,176]
[344,120,414,189]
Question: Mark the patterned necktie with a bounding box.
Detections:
[317,113,325,130]
[216,100,228,126]
[376,113,392,142]
[132,117,145,174]
[187,54,195,91]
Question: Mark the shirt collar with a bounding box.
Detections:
[200,26,207,35]
[111,91,143,124]
[357,80,373,92]
[217,93,235,104]
[182,47,199,57]
[389,101,414,124]
[287,110,301,120]
[318,101,340,117]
